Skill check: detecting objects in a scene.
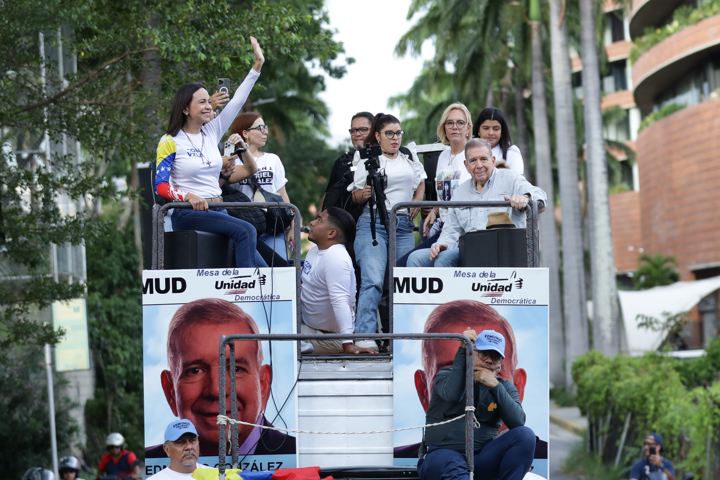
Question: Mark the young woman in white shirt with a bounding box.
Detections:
[349,113,426,347]
[473,107,525,174]
[229,112,293,261]
[154,37,267,268]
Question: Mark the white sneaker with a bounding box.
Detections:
[354,340,379,352]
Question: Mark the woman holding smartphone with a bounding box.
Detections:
[350,113,426,350]
[154,36,267,268]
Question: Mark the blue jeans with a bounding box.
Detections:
[171,208,267,268]
[407,247,460,267]
[397,232,440,267]
[418,426,535,480]
[354,211,415,334]
[259,231,288,261]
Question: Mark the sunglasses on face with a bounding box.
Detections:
[246,124,269,134]
[476,350,503,365]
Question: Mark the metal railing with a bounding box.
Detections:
[388,200,539,334]
[151,200,303,332]
[217,332,477,479]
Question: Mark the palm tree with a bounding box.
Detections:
[528,0,566,389]
[548,0,589,388]
[634,253,680,290]
[579,0,620,355]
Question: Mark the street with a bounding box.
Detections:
[549,419,584,479]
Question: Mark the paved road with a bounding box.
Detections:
[549,420,583,480]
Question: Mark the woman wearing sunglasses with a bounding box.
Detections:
[155,37,267,268]
[228,112,293,261]
[349,113,426,350]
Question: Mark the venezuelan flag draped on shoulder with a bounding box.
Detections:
[191,466,333,480]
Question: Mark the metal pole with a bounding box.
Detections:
[220,332,476,472]
[218,336,227,479]
[45,343,59,479]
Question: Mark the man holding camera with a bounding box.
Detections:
[630,433,675,480]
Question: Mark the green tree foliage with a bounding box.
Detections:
[0,346,79,472]
[1,0,346,466]
[633,253,680,290]
[1,0,346,356]
[84,217,144,464]
[572,343,720,477]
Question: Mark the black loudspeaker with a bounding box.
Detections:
[164,231,233,269]
[458,228,527,267]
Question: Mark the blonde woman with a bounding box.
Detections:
[396,103,472,267]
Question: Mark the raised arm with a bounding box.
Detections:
[213,36,265,137]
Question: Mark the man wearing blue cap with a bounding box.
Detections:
[417,328,535,480]
[630,433,675,480]
[147,420,211,480]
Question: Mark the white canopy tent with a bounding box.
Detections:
[618,275,720,355]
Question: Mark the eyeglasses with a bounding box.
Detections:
[349,127,370,135]
[476,350,503,365]
[383,130,405,139]
[445,120,467,129]
[643,442,659,447]
[246,124,269,134]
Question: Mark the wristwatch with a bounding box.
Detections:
[219,172,231,182]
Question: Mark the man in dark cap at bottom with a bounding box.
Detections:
[417,328,535,480]
[630,433,675,480]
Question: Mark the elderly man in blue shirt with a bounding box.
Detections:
[407,137,546,268]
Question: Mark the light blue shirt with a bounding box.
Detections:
[435,168,547,251]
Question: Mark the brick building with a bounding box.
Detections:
[572,0,720,348]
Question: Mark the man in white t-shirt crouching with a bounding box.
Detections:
[301,207,378,354]
[147,420,211,480]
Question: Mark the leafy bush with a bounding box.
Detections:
[630,0,720,63]
[638,104,685,133]
[572,344,720,477]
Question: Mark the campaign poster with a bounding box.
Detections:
[392,267,549,478]
[142,267,298,476]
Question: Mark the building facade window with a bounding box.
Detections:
[654,57,720,113]
[607,11,625,43]
[603,60,628,93]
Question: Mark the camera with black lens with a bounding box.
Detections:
[358,143,389,246]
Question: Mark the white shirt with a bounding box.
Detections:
[147,464,211,480]
[300,244,356,341]
[231,152,288,199]
[434,147,471,219]
[156,68,260,200]
[349,148,426,214]
[492,144,524,174]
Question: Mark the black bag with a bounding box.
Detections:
[220,184,267,236]
[250,177,294,236]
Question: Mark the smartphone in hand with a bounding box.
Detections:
[649,446,657,456]
[223,141,235,157]
[218,78,230,95]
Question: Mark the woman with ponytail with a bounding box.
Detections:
[349,113,426,350]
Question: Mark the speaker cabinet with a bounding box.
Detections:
[164,231,233,269]
[458,228,527,268]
